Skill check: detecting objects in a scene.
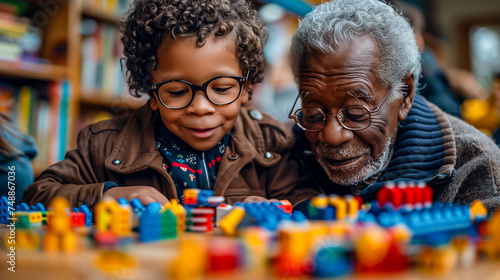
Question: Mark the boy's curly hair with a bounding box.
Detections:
[121,0,268,97]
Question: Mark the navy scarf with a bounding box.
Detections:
[155,122,230,198]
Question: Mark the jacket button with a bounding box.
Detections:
[84,194,95,207]
[228,154,239,160]
[264,152,272,159]
[112,159,121,165]
[248,109,263,120]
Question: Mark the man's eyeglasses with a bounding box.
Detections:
[288,87,395,131]
[149,70,250,110]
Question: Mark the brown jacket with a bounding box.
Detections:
[23,103,312,209]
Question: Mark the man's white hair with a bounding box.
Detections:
[290,0,421,94]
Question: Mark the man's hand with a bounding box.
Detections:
[105,186,170,206]
[242,195,279,204]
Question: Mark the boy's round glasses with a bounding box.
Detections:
[149,70,250,110]
[288,87,395,132]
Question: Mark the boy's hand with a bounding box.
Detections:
[242,196,279,204]
[105,186,170,205]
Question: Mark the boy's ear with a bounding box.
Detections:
[240,84,251,106]
[149,93,159,111]
[398,74,415,121]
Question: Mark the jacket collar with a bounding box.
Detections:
[105,102,163,174]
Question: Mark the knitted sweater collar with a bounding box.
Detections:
[358,94,455,199]
[301,94,456,200]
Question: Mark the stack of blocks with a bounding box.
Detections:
[183,189,224,232]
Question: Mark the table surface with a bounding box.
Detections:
[1,227,499,280]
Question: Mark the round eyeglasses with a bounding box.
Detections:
[288,87,395,131]
[149,70,250,109]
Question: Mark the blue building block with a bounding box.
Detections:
[1,196,12,223]
[314,245,352,278]
[118,198,130,206]
[79,204,92,227]
[16,202,29,211]
[146,202,162,214]
[139,208,160,242]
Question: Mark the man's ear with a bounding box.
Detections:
[399,74,415,121]
[149,92,159,111]
[240,84,251,106]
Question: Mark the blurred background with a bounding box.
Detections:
[0,0,499,177]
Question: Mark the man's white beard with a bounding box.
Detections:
[313,136,393,186]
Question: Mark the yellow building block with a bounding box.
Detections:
[329,195,347,220]
[345,195,360,219]
[169,237,206,280]
[95,197,132,236]
[162,199,187,233]
[311,194,328,208]
[219,206,246,236]
[183,189,200,202]
[469,200,487,221]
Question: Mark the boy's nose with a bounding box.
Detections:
[185,90,216,115]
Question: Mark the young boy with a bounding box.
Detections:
[22,0,313,209]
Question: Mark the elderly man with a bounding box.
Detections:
[289,0,500,212]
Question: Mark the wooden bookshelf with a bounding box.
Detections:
[80,89,147,109]
[0,60,68,81]
[81,5,123,23]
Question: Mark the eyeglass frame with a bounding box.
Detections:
[148,70,250,110]
[288,86,397,132]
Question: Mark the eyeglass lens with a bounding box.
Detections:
[158,77,242,108]
[296,106,372,131]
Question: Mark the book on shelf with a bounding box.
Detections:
[82,0,133,16]
[0,80,73,170]
[81,21,127,97]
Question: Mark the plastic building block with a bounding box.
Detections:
[313,245,352,277]
[0,196,11,223]
[345,195,360,219]
[207,196,225,207]
[377,181,403,209]
[219,206,246,236]
[162,199,186,233]
[169,238,207,280]
[78,204,92,227]
[31,202,45,212]
[187,207,215,232]
[16,202,29,211]
[15,211,43,228]
[182,189,200,206]
[215,203,233,227]
[469,200,487,221]
[8,229,40,251]
[138,208,161,242]
[274,226,311,279]
[95,197,132,236]
[70,212,85,227]
[160,209,177,239]
[206,237,242,273]
[483,210,500,260]
[416,245,458,274]
[309,194,334,220]
[277,200,293,213]
[43,197,76,252]
[330,195,348,220]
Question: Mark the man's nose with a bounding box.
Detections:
[318,115,354,146]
